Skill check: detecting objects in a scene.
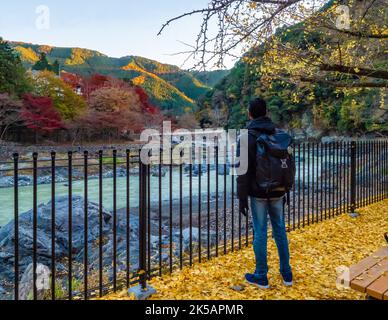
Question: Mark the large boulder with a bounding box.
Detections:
[0,196,112,283]
[0,196,144,298]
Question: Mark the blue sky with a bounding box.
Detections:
[0,0,235,69]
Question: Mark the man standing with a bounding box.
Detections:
[237,98,294,289]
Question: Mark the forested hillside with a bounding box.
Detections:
[10,42,226,115]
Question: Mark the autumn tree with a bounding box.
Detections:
[260,0,388,89]
[80,86,145,134]
[32,70,86,121]
[0,93,23,140]
[176,113,200,129]
[81,74,111,100]
[134,86,164,128]
[21,94,65,133]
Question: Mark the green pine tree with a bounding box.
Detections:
[0,37,31,96]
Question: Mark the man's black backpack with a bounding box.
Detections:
[253,129,296,193]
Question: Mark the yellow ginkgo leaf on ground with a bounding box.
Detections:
[100,200,388,301]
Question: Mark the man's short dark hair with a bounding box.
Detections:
[249,98,267,119]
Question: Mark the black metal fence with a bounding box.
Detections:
[0,140,387,300]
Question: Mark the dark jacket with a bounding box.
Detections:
[236,117,286,200]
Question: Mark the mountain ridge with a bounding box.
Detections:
[10,41,229,115]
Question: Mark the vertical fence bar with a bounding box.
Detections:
[231,145,235,252]
[84,151,89,300]
[215,146,220,255]
[238,144,242,250]
[179,151,183,269]
[139,159,148,290]
[169,146,173,272]
[320,143,324,221]
[359,141,362,208]
[51,152,56,300]
[316,143,319,222]
[384,140,388,198]
[159,148,163,274]
[126,150,131,285]
[302,143,306,227]
[382,141,385,199]
[384,140,386,199]
[33,152,38,300]
[339,142,343,214]
[147,161,151,276]
[224,145,227,253]
[189,153,193,266]
[360,141,364,207]
[112,150,117,292]
[68,151,73,300]
[98,150,103,297]
[342,143,348,213]
[350,141,356,213]
[307,143,310,225]
[382,141,384,199]
[359,141,363,207]
[297,144,301,228]
[207,148,211,260]
[334,142,337,213]
[13,153,19,300]
[364,141,367,206]
[198,151,202,263]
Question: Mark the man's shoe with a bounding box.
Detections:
[245,274,270,289]
[282,273,293,287]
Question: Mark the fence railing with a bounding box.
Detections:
[0,139,387,300]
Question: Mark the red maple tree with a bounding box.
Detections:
[21,94,66,133]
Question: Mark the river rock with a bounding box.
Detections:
[151,167,167,177]
[18,263,51,300]
[102,168,128,179]
[174,227,217,252]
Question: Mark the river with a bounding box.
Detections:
[0,154,333,227]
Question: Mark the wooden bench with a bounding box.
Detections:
[339,245,388,300]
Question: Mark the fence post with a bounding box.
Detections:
[128,153,156,300]
[350,141,357,215]
[139,161,147,290]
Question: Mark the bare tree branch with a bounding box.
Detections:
[319,64,388,80]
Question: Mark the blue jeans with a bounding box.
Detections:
[250,197,292,278]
